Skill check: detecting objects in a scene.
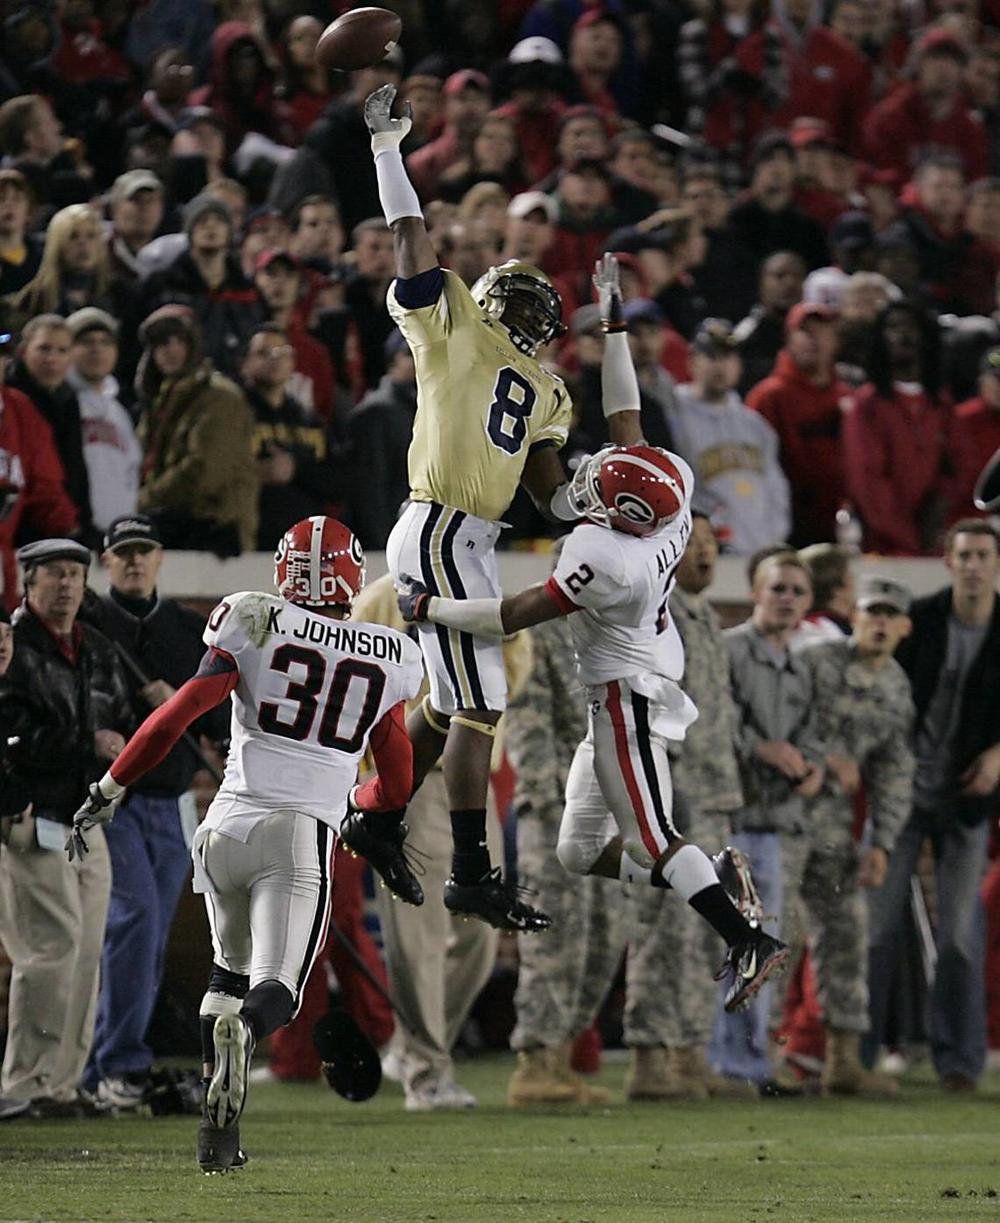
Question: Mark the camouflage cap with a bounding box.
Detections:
[856,575,911,613]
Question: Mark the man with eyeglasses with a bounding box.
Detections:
[715,551,827,1094]
[238,322,340,551]
[0,331,79,610]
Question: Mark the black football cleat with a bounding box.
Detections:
[718,932,790,1014]
[712,846,765,927]
[340,811,425,906]
[197,1113,247,1174]
[443,867,552,933]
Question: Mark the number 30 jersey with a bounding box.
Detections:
[202,591,423,833]
[388,270,571,523]
[545,455,695,692]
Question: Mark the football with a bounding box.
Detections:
[316,7,403,71]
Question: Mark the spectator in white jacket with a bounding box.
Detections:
[668,318,791,555]
[65,309,141,532]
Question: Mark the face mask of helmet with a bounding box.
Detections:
[474,266,566,356]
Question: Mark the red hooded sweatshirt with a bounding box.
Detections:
[842,382,956,554]
[746,349,850,545]
[862,82,989,184]
[0,388,79,609]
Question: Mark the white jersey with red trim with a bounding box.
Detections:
[545,454,696,735]
[201,591,423,837]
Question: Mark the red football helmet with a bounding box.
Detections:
[575,445,686,537]
[274,516,366,608]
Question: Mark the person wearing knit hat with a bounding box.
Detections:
[138,187,264,378]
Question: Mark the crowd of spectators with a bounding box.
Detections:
[0,0,998,602]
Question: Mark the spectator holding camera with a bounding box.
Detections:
[0,539,131,1117]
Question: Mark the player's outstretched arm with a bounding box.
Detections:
[398,575,565,637]
[66,649,238,859]
[366,83,437,279]
[593,253,644,447]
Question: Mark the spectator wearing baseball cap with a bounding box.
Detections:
[107,171,165,283]
[494,39,573,185]
[85,511,230,1112]
[0,535,132,1117]
[746,299,849,546]
[802,212,876,313]
[405,70,491,204]
[863,28,988,183]
[65,309,141,535]
[668,319,791,555]
[951,346,1000,516]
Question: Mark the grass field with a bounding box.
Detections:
[2,1057,998,1223]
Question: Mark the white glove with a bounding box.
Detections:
[592,253,624,330]
[65,777,124,861]
[364,84,412,155]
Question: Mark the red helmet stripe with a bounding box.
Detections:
[309,515,325,604]
[611,453,684,501]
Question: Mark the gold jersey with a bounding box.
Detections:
[387,270,572,523]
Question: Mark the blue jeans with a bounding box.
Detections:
[708,830,781,1082]
[863,813,989,1082]
[88,794,191,1080]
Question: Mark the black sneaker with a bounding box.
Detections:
[443,867,551,933]
[712,846,765,927]
[718,933,790,1014]
[340,811,424,906]
[197,1114,245,1173]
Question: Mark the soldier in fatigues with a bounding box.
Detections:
[505,548,621,1108]
[624,513,752,1099]
[799,575,915,1096]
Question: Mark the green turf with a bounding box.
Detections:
[1,1058,998,1223]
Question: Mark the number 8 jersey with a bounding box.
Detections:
[203,591,423,834]
[388,269,572,522]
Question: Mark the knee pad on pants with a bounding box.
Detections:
[556,832,603,876]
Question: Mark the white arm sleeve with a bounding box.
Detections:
[425,596,505,638]
[374,147,423,226]
[601,330,640,418]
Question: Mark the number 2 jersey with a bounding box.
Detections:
[387,269,572,523]
[202,591,423,835]
[543,455,697,735]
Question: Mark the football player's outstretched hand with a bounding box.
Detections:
[66,781,122,861]
[365,84,412,151]
[593,253,623,329]
[396,574,431,623]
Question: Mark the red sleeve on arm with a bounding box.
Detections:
[543,574,580,615]
[110,648,237,787]
[353,701,413,812]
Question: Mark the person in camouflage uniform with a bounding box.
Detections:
[797,574,915,1096]
[505,545,623,1108]
[624,513,752,1100]
[714,551,827,1091]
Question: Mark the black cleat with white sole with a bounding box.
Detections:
[718,932,790,1014]
[197,1113,248,1173]
[443,867,551,933]
[340,811,425,906]
[206,1014,255,1130]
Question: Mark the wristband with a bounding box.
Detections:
[99,772,126,801]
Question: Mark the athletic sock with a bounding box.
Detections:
[619,853,652,886]
[199,1015,216,1070]
[689,883,756,947]
[450,807,490,883]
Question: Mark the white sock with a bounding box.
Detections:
[658,844,718,901]
[619,853,652,886]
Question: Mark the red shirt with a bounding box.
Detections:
[952,396,1000,516]
[842,382,956,554]
[862,83,989,184]
[746,349,850,545]
[0,388,79,609]
[739,24,872,152]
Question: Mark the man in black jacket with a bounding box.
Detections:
[864,520,1000,1092]
[84,515,229,1110]
[0,538,131,1117]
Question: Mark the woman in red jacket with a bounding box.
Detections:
[843,299,957,554]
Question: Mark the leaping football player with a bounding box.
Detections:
[396,256,790,1014]
[67,518,423,1172]
[339,84,641,933]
